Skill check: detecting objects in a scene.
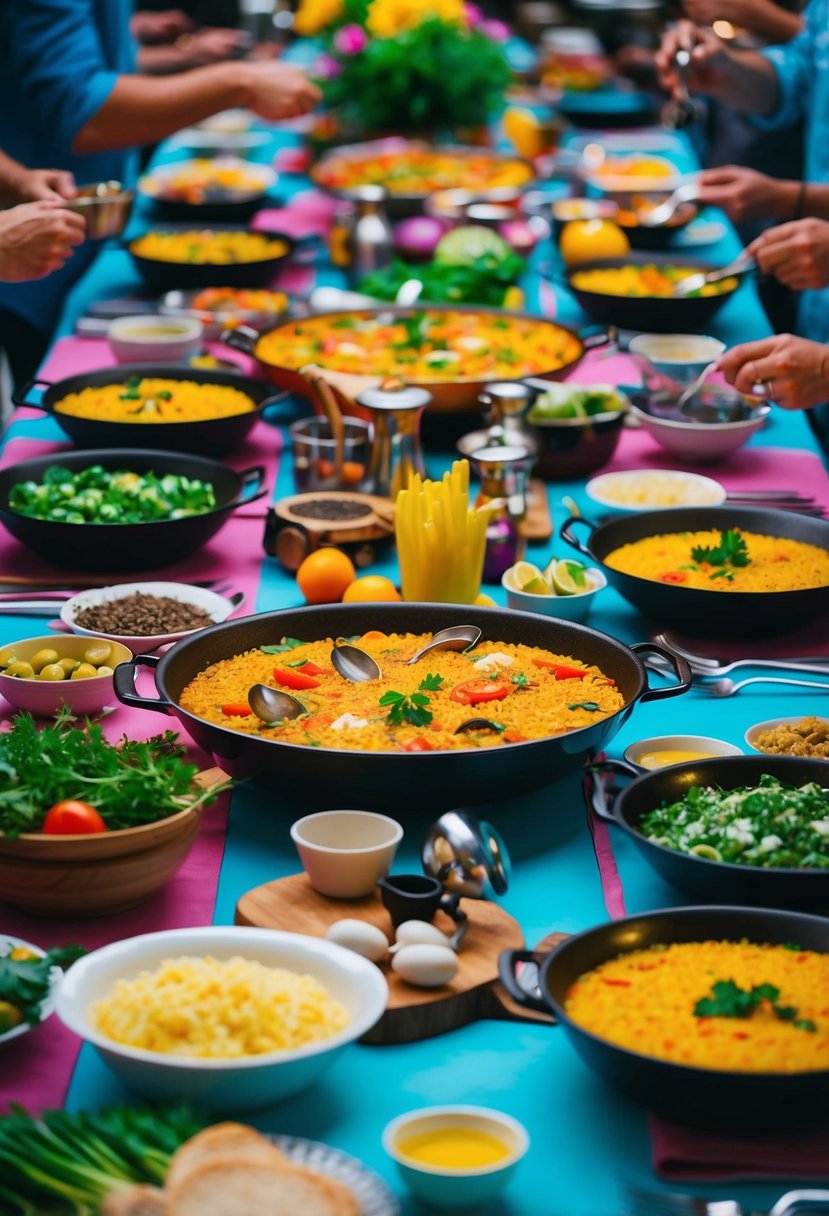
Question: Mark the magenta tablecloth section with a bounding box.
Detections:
[649,1115,829,1182]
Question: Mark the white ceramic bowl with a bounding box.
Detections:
[290,810,404,899]
[55,926,388,1111]
[0,936,55,1044]
[586,469,727,514]
[744,716,829,757]
[108,315,203,364]
[61,582,241,655]
[383,1105,529,1209]
[0,635,133,717]
[502,566,606,622]
[629,333,726,388]
[630,401,770,464]
[623,734,743,771]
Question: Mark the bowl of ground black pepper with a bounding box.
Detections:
[61,582,241,654]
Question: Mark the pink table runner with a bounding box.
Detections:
[0,335,282,1112]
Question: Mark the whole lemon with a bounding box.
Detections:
[560,218,630,268]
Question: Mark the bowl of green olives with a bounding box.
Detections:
[0,635,132,717]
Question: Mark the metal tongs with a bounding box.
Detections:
[661,46,702,129]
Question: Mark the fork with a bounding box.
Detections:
[672,249,756,298]
[702,675,829,697]
[625,1185,829,1216]
[653,633,829,672]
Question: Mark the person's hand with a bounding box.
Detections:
[654,21,731,98]
[747,218,829,290]
[0,201,86,282]
[176,27,249,64]
[130,9,193,44]
[717,334,829,410]
[15,167,76,202]
[241,62,322,121]
[682,0,747,24]
[697,165,789,224]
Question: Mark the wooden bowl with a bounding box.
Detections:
[0,804,202,916]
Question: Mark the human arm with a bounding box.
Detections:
[130,9,193,44]
[74,61,320,154]
[0,201,85,282]
[654,21,781,113]
[746,218,829,290]
[681,0,802,42]
[0,150,75,205]
[137,28,249,75]
[717,335,829,410]
[697,166,800,225]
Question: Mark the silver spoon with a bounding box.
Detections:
[331,643,381,683]
[672,249,756,298]
[406,625,482,665]
[454,718,503,735]
[675,360,719,411]
[703,675,829,698]
[661,48,699,130]
[638,182,699,227]
[248,683,307,722]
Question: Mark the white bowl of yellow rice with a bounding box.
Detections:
[55,925,388,1111]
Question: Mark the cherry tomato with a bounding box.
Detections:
[273,666,321,690]
[221,703,252,717]
[300,661,324,676]
[450,680,511,705]
[402,735,435,752]
[42,800,107,835]
[659,571,687,584]
[531,660,588,679]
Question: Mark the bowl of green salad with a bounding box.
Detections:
[524,380,629,481]
[0,449,266,571]
[591,754,829,909]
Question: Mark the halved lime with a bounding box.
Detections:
[690,844,722,861]
[521,576,553,596]
[551,559,589,596]
[503,561,543,592]
[435,225,512,267]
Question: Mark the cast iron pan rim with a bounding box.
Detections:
[154,603,651,760]
[0,448,253,526]
[539,903,829,1081]
[616,755,829,880]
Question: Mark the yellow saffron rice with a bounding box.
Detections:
[91,955,350,1058]
[565,940,829,1073]
[54,378,255,424]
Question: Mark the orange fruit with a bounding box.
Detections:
[342,575,402,603]
[474,592,496,606]
[502,107,545,160]
[296,547,356,604]
[559,218,630,268]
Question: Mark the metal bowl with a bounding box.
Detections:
[113,602,690,811]
[560,505,829,638]
[67,181,134,241]
[500,904,829,1130]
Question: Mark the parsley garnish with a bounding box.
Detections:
[511,672,531,688]
[379,689,433,727]
[694,979,816,1032]
[691,528,751,570]
[418,673,444,692]
[568,701,600,711]
[260,637,304,655]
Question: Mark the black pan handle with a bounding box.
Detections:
[113,654,172,712]
[236,465,268,506]
[259,389,291,411]
[632,642,693,703]
[559,514,596,559]
[498,949,551,1015]
[11,377,52,410]
[584,757,640,823]
[220,325,259,354]
[576,325,618,353]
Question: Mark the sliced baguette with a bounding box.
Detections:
[166,1122,287,1192]
[99,1183,167,1216]
[167,1157,359,1216]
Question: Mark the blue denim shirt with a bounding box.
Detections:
[754,0,829,344]
[0,0,137,331]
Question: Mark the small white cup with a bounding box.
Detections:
[290,810,404,899]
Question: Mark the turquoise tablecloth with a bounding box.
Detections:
[3,117,828,1216]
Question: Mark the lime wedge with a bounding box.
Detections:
[503,561,543,592]
[690,844,722,861]
[551,559,588,596]
[435,225,512,267]
[521,576,553,596]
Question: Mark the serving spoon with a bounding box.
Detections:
[331,643,381,683]
[638,182,699,228]
[406,625,482,665]
[248,683,306,723]
[672,249,756,298]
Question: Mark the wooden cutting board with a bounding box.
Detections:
[519,479,554,542]
[236,873,563,1044]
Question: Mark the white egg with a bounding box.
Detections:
[325,918,389,962]
[391,943,459,988]
[393,920,454,950]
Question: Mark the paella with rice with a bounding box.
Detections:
[53,377,256,424]
[177,630,626,751]
[565,939,829,1073]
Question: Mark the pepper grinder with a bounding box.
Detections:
[466,442,534,582]
[355,382,431,500]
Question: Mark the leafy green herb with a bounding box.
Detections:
[379,689,433,727]
[360,252,526,310]
[511,672,531,688]
[338,634,361,644]
[259,637,304,655]
[0,1103,204,1213]
[694,979,816,1031]
[418,673,444,692]
[286,658,307,668]
[0,943,85,1028]
[0,711,229,838]
[8,466,216,525]
[156,390,173,401]
[691,528,751,569]
[568,701,600,711]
